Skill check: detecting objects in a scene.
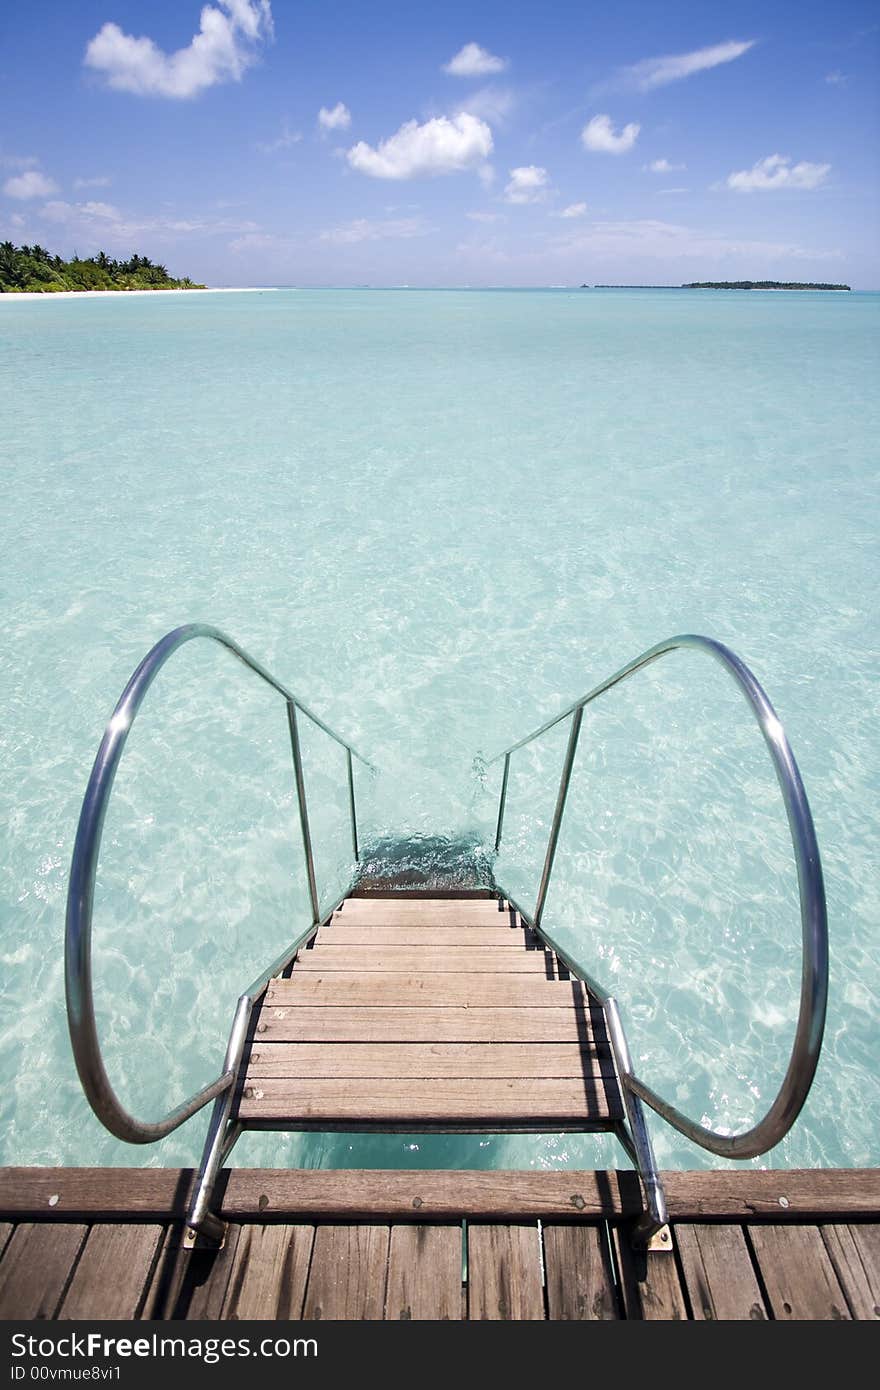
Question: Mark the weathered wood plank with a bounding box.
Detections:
[142,1225,245,1320]
[266,974,588,1008]
[245,1043,614,1079]
[256,1005,605,1044]
[676,1224,767,1320]
[238,1075,622,1125]
[336,900,513,922]
[467,1224,545,1319]
[543,1224,618,1319]
[0,1223,87,1318]
[219,1225,314,1319]
[317,925,540,947]
[612,1227,689,1320]
[385,1225,462,1320]
[302,1226,389,1320]
[2,1168,878,1224]
[0,1223,13,1259]
[297,946,562,974]
[821,1225,880,1319]
[59,1224,164,1320]
[749,1226,851,1319]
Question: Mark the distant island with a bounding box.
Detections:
[0,242,205,293]
[582,281,851,291]
[682,281,851,291]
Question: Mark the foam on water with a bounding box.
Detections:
[1,287,877,1173]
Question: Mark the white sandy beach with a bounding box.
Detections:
[0,286,275,302]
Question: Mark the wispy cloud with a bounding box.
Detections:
[318,102,351,131]
[453,86,515,126]
[320,216,428,245]
[466,210,504,222]
[582,114,639,154]
[824,70,848,86]
[553,217,841,264]
[73,175,112,189]
[725,154,831,192]
[347,113,493,179]
[3,170,58,199]
[621,39,755,91]
[644,158,685,174]
[257,121,302,153]
[83,0,274,99]
[558,202,588,218]
[443,43,508,77]
[0,151,39,171]
[504,165,548,204]
[35,196,258,248]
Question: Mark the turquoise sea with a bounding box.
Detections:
[1,287,877,1174]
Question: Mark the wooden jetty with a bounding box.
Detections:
[0,1167,877,1320]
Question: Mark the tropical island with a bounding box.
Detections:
[0,242,205,293]
[682,281,851,291]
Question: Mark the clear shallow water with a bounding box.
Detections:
[1,287,877,1174]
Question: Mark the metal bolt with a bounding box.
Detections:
[779,1196,790,1208]
[48,1195,59,1208]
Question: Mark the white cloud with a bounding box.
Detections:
[466,210,504,222]
[553,217,840,265]
[347,113,493,179]
[320,216,427,245]
[73,175,112,189]
[645,158,685,174]
[824,71,848,86]
[257,121,302,153]
[3,170,58,199]
[726,154,831,192]
[318,102,351,131]
[504,165,548,204]
[443,43,507,77]
[559,202,588,218]
[582,114,640,154]
[622,39,755,91]
[83,0,273,99]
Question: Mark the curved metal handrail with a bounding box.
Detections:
[491,633,828,1160]
[65,623,372,1144]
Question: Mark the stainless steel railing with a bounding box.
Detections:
[64,623,374,1146]
[490,633,828,1160]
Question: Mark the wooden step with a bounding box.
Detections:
[246,1042,613,1079]
[296,946,567,974]
[255,1005,608,1044]
[333,900,516,926]
[237,1076,622,1127]
[266,974,586,1008]
[315,925,539,947]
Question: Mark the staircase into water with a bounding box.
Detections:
[64,624,829,1251]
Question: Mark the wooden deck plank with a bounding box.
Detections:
[302,1226,389,1320]
[467,1224,545,1320]
[245,1043,614,1079]
[142,1225,245,1320]
[676,1224,767,1320]
[748,1226,851,1320]
[58,1224,164,1321]
[0,1223,87,1318]
[543,1224,619,1320]
[317,925,540,947]
[2,1169,878,1224]
[0,1223,12,1260]
[821,1225,880,1320]
[335,900,513,922]
[266,974,588,1008]
[238,1076,622,1125]
[256,1005,605,1044]
[611,1227,689,1320]
[385,1225,462,1320]
[297,946,564,974]
[219,1225,314,1320]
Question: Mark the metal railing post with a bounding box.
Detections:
[533,707,583,929]
[346,747,359,862]
[494,752,511,853]
[287,700,321,924]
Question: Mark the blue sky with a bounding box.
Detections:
[1,1,878,285]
